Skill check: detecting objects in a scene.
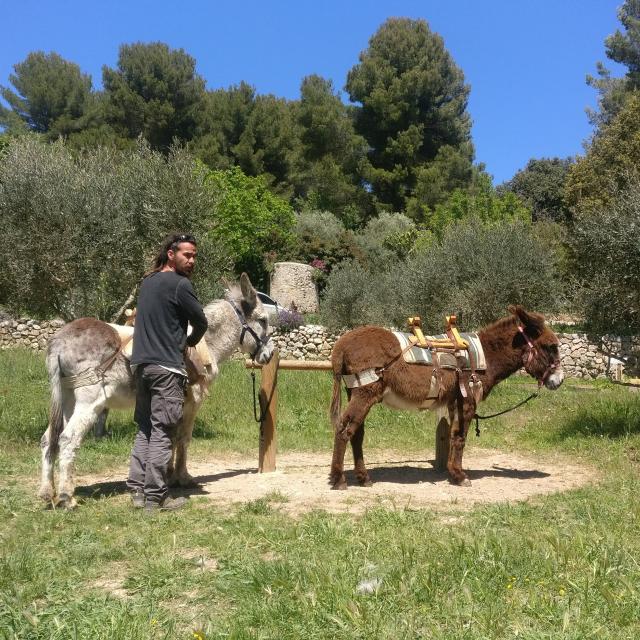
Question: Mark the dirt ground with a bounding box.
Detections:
[76,449,596,516]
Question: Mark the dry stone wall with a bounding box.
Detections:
[0,318,65,351]
[273,326,634,380]
[1,314,637,380]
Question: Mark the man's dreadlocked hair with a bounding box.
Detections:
[146,233,198,276]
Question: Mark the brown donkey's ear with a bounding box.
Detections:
[239,272,257,310]
[508,305,545,336]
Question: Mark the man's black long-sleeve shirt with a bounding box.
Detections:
[131,271,208,370]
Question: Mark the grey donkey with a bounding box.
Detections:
[39,273,274,509]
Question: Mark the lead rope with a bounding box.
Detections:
[250,365,278,424]
[473,390,540,436]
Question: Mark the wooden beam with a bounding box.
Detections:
[434,406,452,472]
[246,359,332,371]
[258,350,279,473]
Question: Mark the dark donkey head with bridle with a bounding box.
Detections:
[328,305,564,489]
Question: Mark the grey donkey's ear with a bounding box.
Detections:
[240,272,257,309]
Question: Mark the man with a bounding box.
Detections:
[127,233,208,512]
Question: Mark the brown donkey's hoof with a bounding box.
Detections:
[448,475,472,487]
[358,479,373,488]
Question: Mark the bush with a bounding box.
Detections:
[319,260,403,329]
[353,211,416,267]
[320,218,562,331]
[289,210,361,292]
[205,166,296,290]
[0,136,232,319]
[569,183,640,335]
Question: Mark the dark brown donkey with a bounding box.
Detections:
[329,306,564,489]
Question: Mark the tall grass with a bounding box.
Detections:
[2,348,640,638]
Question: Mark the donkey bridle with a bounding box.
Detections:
[473,323,560,436]
[230,301,269,361]
[517,324,561,387]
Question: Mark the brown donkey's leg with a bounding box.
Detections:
[350,424,372,487]
[446,399,476,486]
[330,389,378,490]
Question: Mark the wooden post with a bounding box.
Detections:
[258,349,280,473]
[434,406,452,472]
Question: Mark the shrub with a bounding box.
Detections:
[320,218,562,331]
[295,209,345,246]
[319,260,402,329]
[353,211,415,267]
[205,166,296,290]
[289,209,361,291]
[0,136,231,319]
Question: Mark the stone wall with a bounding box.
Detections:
[1,314,637,381]
[0,318,65,351]
[273,326,634,380]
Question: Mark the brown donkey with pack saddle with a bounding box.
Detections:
[329,306,564,489]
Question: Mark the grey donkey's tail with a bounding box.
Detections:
[45,351,64,462]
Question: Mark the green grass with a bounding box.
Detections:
[2,347,640,638]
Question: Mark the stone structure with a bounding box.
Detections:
[269,262,319,313]
[2,313,638,381]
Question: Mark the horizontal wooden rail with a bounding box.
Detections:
[245,359,333,371]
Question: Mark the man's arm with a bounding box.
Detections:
[176,279,208,346]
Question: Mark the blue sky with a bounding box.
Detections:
[0,0,626,184]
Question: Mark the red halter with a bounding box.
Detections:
[517,325,560,387]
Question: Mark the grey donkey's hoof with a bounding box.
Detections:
[54,493,78,510]
[38,487,55,503]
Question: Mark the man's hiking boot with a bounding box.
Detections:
[131,489,145,509]
[144,496,188,514]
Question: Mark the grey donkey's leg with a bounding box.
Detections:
[56,397,104,509]
[94,409,109,438]
[170,393,201,487]
[39,389,75,503]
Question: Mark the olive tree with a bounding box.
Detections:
[569,182,640,335]
[0,136,231,319]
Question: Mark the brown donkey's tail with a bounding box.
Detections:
[44,351,64,462]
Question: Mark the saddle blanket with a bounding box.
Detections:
[392,331,486,371]
[106,323,212,366]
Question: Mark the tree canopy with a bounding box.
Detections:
[0,51,92,137]
[102,42,206,150]
[346,18,474,216]
[566,92,640,215]
[501,157,573,223]
[587,0,640,126]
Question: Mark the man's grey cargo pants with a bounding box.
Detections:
[126,364,186,504]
